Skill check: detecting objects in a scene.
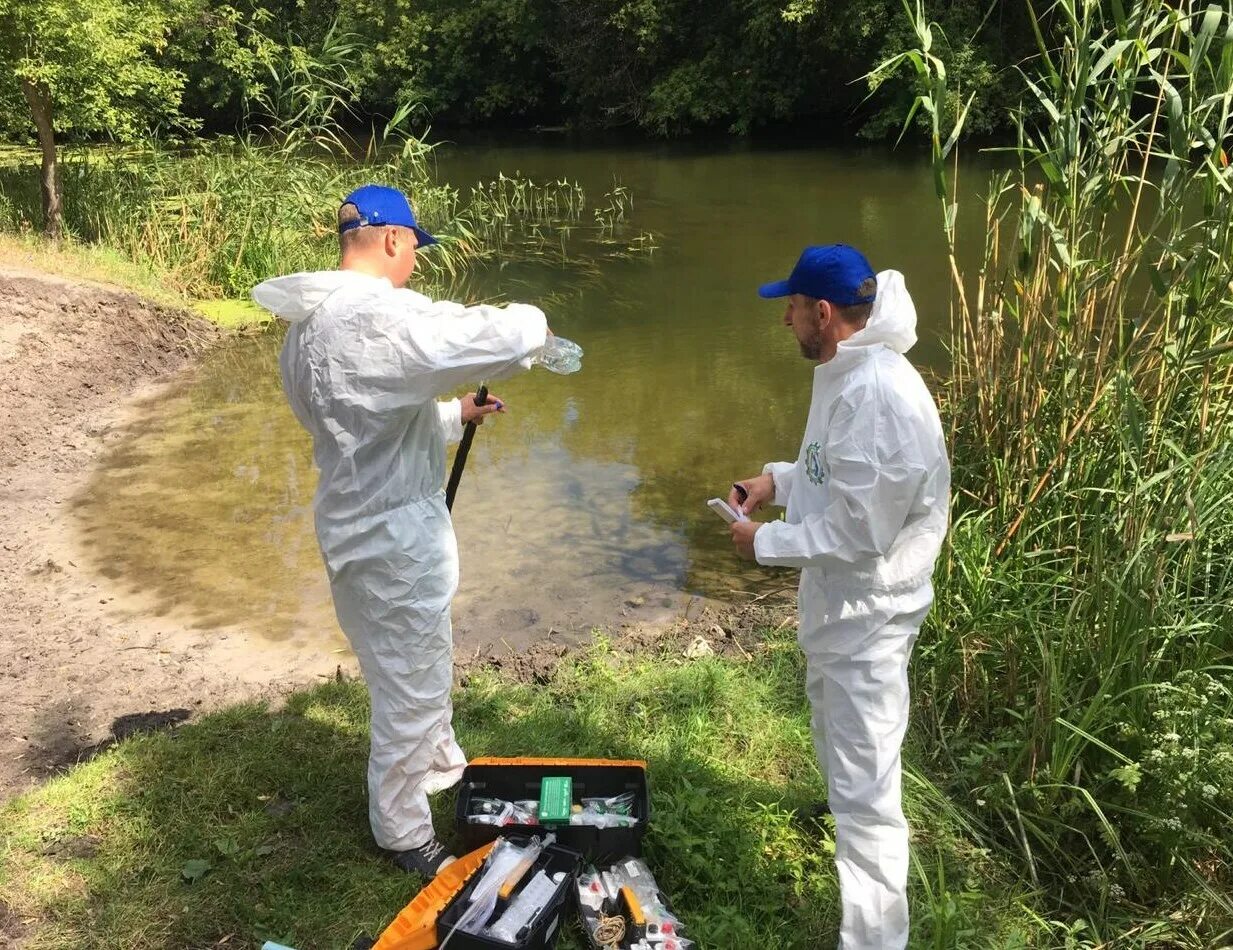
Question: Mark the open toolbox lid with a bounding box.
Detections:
[456,758,650,863]
[372,842,496,950]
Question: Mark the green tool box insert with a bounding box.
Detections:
[538,776,573,824]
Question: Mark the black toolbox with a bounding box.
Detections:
[456,758,649,862]
[436,837,581,950]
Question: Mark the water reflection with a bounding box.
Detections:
[73,332,702,648]
[73,335,336,645]
[73,144,973,649]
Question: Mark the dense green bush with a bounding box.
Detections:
[0,0,1044,142]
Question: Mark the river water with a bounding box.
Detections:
[75,142,978,653]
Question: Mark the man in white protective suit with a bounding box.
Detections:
[727,244,949,948]
[251,184,551,877]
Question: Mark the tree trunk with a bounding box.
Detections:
[19,78,60,241]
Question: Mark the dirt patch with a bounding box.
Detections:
[40,834,102,860]
[0,897,29,945]
[461,597,795,685]
[0,270,311,801]
[0,272,217,470]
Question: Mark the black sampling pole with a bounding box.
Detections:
[445,385,488,511]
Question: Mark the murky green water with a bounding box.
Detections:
[75,143,981,649]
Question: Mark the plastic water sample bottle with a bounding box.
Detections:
[532,335,583,375]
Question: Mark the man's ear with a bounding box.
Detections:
[816,298,832,329]
[384,228,400,257]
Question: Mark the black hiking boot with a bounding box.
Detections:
[390,837,457,876]
[793,800,832,832]
[805,800,831,820]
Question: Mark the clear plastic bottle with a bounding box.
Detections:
[532,335,583,375]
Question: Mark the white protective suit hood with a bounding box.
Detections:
[838,269,918,355]
[253,270,409,323]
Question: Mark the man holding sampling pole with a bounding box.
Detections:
[252,184,555,877]
[727,245,949,948]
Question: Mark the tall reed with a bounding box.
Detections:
[876,0,1233,937]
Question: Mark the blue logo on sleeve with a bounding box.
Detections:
[805,441,826,485]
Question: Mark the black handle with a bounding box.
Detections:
[445,385,488,511]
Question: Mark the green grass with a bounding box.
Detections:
[0,141,653,333]
[0,627,1047,950]
[0,232,185,307]
[0,139,653,306]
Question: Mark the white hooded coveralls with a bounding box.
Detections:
[251,270,548,851]
[752,271,949,949]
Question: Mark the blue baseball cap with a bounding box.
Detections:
[339,184,437,247]
[758,244,876,304]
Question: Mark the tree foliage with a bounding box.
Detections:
[0,0,188,140]
[9,0,1044,141]
[0,0,190,234]
[0,0,1046,146]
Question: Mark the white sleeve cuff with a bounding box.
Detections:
[752,519,812,569]
[507,304,550,369]
[761,461,795,507]
[752,520,784,566]
[437,398,464,444]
